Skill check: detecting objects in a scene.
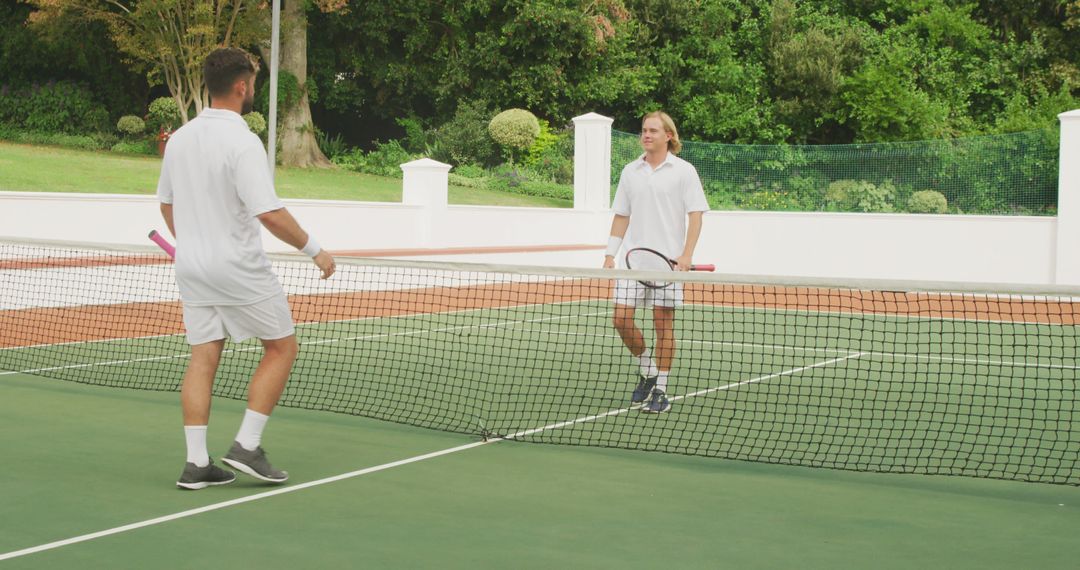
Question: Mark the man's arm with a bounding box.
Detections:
[603,214,630,269]
[257,208,336,279]
[160,203,175,237]
[675,211,704,271]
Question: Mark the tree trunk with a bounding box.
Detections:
[277,0,331,168]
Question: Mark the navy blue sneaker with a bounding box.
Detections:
[632,374,658,404]
[640,389,672,414]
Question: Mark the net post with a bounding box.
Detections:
[1054,109,1080,284]
[400,158,452,248]
[572,112,614,211]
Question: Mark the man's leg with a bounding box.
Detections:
[177,339,236,489]
[653,306,676,387]
[247,335,298,416]
[614,303,660,403]
[613,303,645,356]
[181,339,226,462]
[642,306,676,414]
[223,335,297,483]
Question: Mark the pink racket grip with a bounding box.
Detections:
[690,264,715,272]
[148,230,176,259]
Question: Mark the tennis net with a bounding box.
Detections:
[2,237,1078,485]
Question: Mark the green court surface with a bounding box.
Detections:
[2,299,1080,568]
[5,300,1079,481]
[1,372,1078,569]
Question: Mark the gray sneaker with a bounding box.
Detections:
[222,442,288,483]
[631,374,658,404]
[177,459,236,490]
[640,389,672,414]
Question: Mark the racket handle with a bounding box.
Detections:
[148,230,176,259]
[690,264,715,272]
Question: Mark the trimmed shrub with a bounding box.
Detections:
[448,173,488,189]
[110,140,155,155]
[116,115,146,137]
[147,97,182,133]
[243,111,267,136]
[908,190,949,213]
[485,165,573,201]
[488,108,540,153]
[0,127,112,150]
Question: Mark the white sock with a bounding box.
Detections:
[235,409,270,451]
[656,371,670,392]
[637,349,658,377]
[184,425,209,467]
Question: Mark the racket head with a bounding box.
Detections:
[624,247,675,289]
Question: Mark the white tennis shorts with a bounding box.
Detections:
[182,294,295,345]
[613,279,683,308]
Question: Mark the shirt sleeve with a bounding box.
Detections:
[683,165,710,213]
[612,170,631,216]
[156,152,173,205]
[234,142,284,216]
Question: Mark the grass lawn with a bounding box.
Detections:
[0,141,572,208]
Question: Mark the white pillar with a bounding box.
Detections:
[1054,109,1080,285]
[401,158,452,248]
[572,112,614,211]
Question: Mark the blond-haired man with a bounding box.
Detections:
[603,111,709,413]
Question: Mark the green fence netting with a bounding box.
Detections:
[611,129,1060,216]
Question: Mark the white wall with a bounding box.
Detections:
[697,211,1055,284]
[0,190,1060,285]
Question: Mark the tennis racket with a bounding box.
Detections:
[624,247,714,289]
[148,230,175,259]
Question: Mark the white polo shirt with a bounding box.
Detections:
[156,108,285,306]
[612,152,710,265]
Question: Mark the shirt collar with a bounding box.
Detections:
[198,107,247,125]
[636,152,676,171]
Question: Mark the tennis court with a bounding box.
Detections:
[2,240,1079,567]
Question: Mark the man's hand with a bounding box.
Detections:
[603,255,615,269]
[674,254,692,271]
[313,250,336,279]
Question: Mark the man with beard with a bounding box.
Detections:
[158,47,335,489]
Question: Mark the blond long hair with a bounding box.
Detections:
[642,111,682,154]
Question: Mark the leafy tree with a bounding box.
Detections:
[28,0,267,123]
[0,2,145,118]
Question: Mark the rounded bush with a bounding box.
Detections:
[243,111,267,136]
[488,108,540,151]
[908,190,949,214]
[116,115,145,136]
[147,97,182,132]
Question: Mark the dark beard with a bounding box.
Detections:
[241,98,253,115]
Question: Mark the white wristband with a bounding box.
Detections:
[301,237,322,258]
[605,236,623,257]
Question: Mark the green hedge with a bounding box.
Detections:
[0,81,110,134]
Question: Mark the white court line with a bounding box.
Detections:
[520,326,1080,371]
[0,351,861,562]
[0,310,608,377]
